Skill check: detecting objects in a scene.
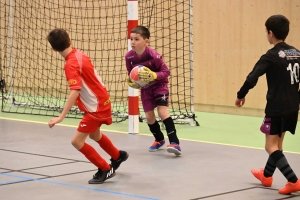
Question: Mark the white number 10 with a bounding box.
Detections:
[287,63,299,84]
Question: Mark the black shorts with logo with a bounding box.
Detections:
[260,111,298,136]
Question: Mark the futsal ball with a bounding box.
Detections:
[129,65,149,87]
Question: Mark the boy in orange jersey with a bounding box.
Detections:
[47,28,128,184]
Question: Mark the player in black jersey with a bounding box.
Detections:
[235,15,300,194]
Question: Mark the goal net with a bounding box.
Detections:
[0,0,198,125]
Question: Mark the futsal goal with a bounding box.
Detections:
[0,0,199,127]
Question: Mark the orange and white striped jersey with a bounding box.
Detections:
[64,48,111,113]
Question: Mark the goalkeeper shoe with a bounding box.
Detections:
[251,168,273,187]
[88,165,115,184]
[110,150,129,171]
[167,142,182,156]
[149,140,165,152]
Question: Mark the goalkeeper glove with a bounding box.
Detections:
[126,77,141,89]
[138,67,157,82]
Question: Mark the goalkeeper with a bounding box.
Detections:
[125,25,181,156]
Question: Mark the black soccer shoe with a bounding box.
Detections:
[110,150,129,171]
[88,165,115,184]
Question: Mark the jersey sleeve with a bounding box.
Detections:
[64,63,82,90]
[246,54,272,85]
[125,54,132,76]
[237,53,273,98]
[154,56,170,80]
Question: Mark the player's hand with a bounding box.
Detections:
[235,98,245,107]
[138,67,157,82]
[126,77,141,89]
[48,117,63,128]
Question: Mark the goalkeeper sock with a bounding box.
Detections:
[148,121,165,141]
[163,117,179,144]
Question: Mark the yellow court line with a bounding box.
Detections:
[1,116,300,155]
[0,116,131,133]
[0,116,128,134]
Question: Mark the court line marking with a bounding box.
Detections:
[189,186,258,199]
[189,186,300,199]
[0,148,90,163]
[0,179,33,185]
[1,116,300,155]
[0,173,159,200]
[2,117,300,199]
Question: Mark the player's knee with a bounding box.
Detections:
[89,133,101,142]
[264,145,269,153]
[145,111,156,124]
[71,138,83,150]
[265,144,278,155]
[157,106,169,120]
[71,138,77,146]
[88,134,96,141]
[158,113,169,121]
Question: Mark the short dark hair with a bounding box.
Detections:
[265,15,289,41]
[131,26,150,39]
[47,28,71,51]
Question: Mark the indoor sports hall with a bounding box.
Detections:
[1,0,300,200]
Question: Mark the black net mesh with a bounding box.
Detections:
[0,0,196,124]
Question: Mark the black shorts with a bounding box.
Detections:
[260,112,298,136]
[154,93,169,107]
